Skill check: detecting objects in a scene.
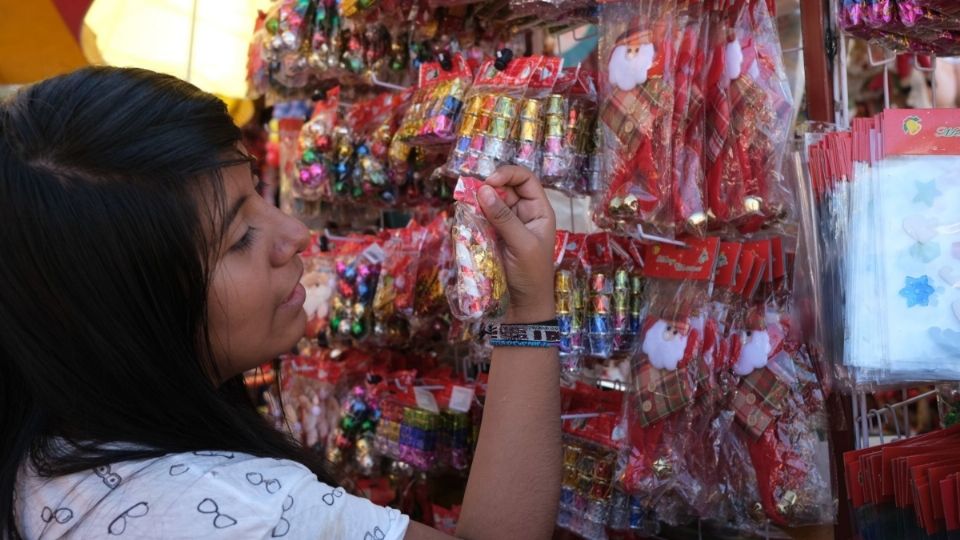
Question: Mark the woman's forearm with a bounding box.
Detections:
[455,344,561,540]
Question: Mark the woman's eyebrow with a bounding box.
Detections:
[224,194,249,230]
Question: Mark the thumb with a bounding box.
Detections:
[476,184,530,249]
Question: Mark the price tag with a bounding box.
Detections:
[448,386,475,413]
[414,387,440,413]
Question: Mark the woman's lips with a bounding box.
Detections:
[281,282,306,308]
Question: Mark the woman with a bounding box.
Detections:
[0,67,560,539]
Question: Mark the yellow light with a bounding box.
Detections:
[83,0,272,99]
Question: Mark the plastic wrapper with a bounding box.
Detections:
[557,383,627,540]
[507,57,564,176]
[301,235,338,341]
[255,0,313,91]
[447,54,545,179]
[725,0,796,232]
[841,0,960,56]
[447,177,509,322]
[396,54,473,147]
[327,91,409,205]
[412,213,454,323]
[555,232,587,373]
[306,0,342,79]
[327,374,388,477]
[669,0,709,234]
[595,0,677,232]
[375,379,479,472]
[276,354,344,450]
[619,237,720,524]
[373,222,427,345]
[540,68,599,195]
[296,90,340,201]
[329,239,385,344]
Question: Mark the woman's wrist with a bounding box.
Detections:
[504,295,555,324]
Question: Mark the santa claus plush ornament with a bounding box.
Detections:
[609,31,656,92]
[731,311,771,376]
[641,319,690,370]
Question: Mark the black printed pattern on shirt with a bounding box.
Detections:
[41,506,73,525]
[107,502,149,536]
[197,498,238,529]
[271,495,294,538]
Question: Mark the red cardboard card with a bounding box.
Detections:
[942,474,959,531]
[929,464,960,520]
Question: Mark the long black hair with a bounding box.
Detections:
[0,67,329,536]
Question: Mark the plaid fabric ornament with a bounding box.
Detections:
[731,366,789,439]
[632,359,697,428]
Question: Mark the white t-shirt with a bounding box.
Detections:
[15,451,409,539]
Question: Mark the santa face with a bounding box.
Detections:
[641,319,688,370]
[724,39,744,81]
[609,42,656,92]
[732,328,771,376]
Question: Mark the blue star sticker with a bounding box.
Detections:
[899,275,935,307]
[913,181,942,207]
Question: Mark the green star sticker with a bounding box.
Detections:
[914,180,942,207]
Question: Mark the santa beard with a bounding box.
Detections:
[733,329,771,376]
[609,43,655,92]
[642,319,688,370]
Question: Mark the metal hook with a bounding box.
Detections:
[866,44,896,67]
[885,404,902,440]
[572,24,598,42]
[370,72,410,92]
[636,225,687,248]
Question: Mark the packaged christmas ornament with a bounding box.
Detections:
[412,213,454,323]
[596,0,677,232]
[509,57,564,176]
[306,0,343,79]
[329,238,386,344]
[447,177,509,322]
[255,0,313,91]
[301,235,338,341]
[722,244,834,528]
[555,232,587,372]
[341,90,411,206]
[447,53,545,179]
[557,383,627,540]
[722,0,796,232]
[619,237,721,520]
[670,0,709,233]
[296,90,340,201]
[373,222,427,345]
[397,54,473,147]
[279,354,344,450]
[583,233,617,359]
[541,68,600,195]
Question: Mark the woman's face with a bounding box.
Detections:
[206,161,309,379]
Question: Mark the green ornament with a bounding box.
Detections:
[297,0,310,10]
[266,18,279,34]
[361,420,374,432]
[330,316,342,331]
[341,417,356,430]
[351,320,364,336]
[303,148,317,164]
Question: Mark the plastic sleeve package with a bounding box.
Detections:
[447,177,509,322]
[618,237,720,525]
[446,55,548,180]
[594,0,677,233]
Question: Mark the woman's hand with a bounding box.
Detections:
[476,165,556,324]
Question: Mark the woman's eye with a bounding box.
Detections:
[231,227,258,253]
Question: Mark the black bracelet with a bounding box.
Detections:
[482,319,561,348]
